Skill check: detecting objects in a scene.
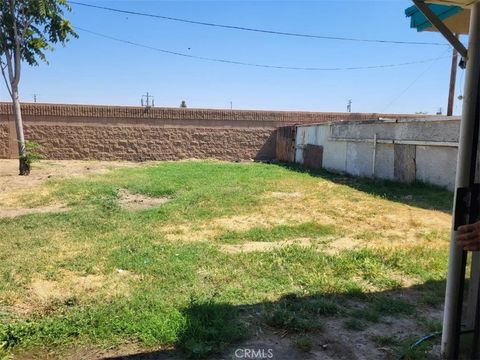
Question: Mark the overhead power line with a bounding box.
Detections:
[75,26,450,71]
[70,1,449,47]
[382,50,448,112]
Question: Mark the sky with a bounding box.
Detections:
[0,0,468,114]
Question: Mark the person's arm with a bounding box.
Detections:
[457,221,480,251]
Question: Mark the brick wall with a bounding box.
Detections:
[0,102,429,161]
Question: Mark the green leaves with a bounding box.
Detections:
[0,0,77,67]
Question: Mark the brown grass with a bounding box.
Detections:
[158,177,450,253]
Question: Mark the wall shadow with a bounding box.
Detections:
[104,279,453,360]
[273,162,453,214]
[254,131,277,161]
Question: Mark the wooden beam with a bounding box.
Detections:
[413,0,468,59]
[448,34,459,116]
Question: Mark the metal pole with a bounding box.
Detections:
[448,34,459,116]
[442,3,480,358]
[372,133,377,177]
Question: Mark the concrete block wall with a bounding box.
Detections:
[0,102,424,162]
[374,144,395,180]
[23,124,276,161]
[295,118,460,190]
[416,145,457,190]
[0,124,9,159]
[346,142,374,178]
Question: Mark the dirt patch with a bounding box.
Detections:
[0,203,68,218]
[29,278,66,302]
[118,189,170,211]
[0,159,144,188]
[0,159,146,208]
[220,300,443,360]
[18,269,140,315]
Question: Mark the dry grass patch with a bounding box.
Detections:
[157,176,450,253]
[160,223,219,242]
[220,238,316,253]
[0,203,68,218]
[7,269,141,316]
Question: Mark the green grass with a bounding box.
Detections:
[216,222,335,244]
[262,293,338,332]
[0,161,452,358]
[371,296,415,316]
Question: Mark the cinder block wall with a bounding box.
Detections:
[21,125,276,161]
[0,123,9,158]
[0,102,427,162]
[295,118,460,190]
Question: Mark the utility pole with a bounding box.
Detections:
[230,101,233,110]
[141,92,154,108]
[447,34,459,116]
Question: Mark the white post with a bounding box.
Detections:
[372,133,377,177]
[442,3,480,358]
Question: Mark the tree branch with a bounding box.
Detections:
[0,4,15,87]
[0,59,13,98]
[10,0,20,87]
[2,41,15,86]
[19,1,31,39]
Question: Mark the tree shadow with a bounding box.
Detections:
[104,279,460,360]
[273,162,453,214]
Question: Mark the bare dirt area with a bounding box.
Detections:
[0,159,145,217]
[118,188,170,211]
[0,159,143,190]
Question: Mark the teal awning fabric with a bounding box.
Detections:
[405,4,463,31]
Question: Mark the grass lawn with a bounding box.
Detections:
[0,160,453,359]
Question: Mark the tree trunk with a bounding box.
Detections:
[11,86,29,175]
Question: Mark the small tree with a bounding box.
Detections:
[0,0,77,175]
[180,100,187,108]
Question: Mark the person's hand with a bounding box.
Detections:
[457,222,480,251]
